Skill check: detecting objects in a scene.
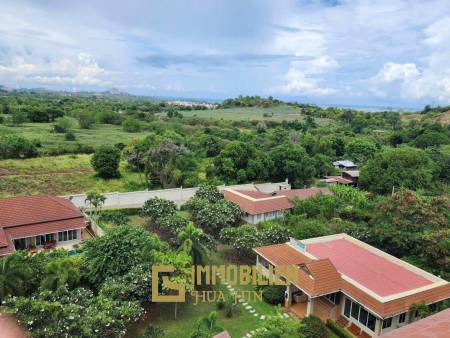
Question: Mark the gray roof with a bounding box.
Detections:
[333,160,357,167]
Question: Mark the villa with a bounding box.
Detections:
[253,234,450,337]
[0,195,94,255]
[223,187,331,225]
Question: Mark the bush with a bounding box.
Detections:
[64,131,76,141]
[122,117,141,132]
[77,111,95,129]
[0,135,38,159]
[141,325,165,338]
[300,316,328,338]
[326,320,353,338]
[157,214,188,235]
[262,285,285,305]
[53,117,73,133]
[141,197,177,224]
[91,144,121,178]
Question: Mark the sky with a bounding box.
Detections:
[1,0,450,108]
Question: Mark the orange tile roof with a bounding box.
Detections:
[277,187,332,200]
[223,189,293,215]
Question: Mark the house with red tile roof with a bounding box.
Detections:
[253,234,450,337]
[223,188,332,225]
[0,195,92,255]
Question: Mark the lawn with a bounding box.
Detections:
[0,119,149,152]
[0,154,147,197]
[181,105,332,125]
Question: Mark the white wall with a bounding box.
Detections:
[64,181,290,210]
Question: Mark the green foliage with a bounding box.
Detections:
[141,325,165,338]
[122,117,141,132]
[98,210,130,226]
[261,285,285,305]
[41,257,81,291]
[64,131,76,141]
[344,138,378,164]
[3,286,143,338]
[300,315,328,338]
[53,117,73,133]
[0,253,32,300]
[178,222,209,266]
[285,216,332,240]
[193,184,223,203]
[253,315,301,338]
[81,224,167,288]
[359,146,436,194]
[326,320,353,338]
[0,135,38,159]
[91,144,121,178]
[77,111,95,129]
[141,197,177,224]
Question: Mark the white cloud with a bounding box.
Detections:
[374,62,420,83]
[0,53,111,86]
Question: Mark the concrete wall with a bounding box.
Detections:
[64,180,290,210]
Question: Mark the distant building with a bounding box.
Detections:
[333,160,357,170]
[254,234,450,337]
[324,170,359,187]
[223,187,332,225]
[0,195,93,255]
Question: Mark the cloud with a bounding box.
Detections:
[374,62,420,83]
[0,52,111,86]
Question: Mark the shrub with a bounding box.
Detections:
[141,325,165,338]
[122,117,141,132]
[53,117,73,133]
[157,214,188,235]
[326,320,353,338]
[262,285,285,305]
[91,144,121,178]
[77,111,95,129]
[64,131,76,141]
[300,316,328,338]
[141,197,177,224]
[0,135,38,159]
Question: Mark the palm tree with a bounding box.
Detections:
[41,257,80,291]
[0,254,31,300]
[177,222,209,266]
[84,191,106,222]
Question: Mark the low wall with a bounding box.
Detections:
[64,180,290,210]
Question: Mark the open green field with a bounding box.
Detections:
[0,118,149,151]
[181,105,304,121]
[0,154,147,197]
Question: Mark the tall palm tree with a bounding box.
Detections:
[0,254,31,300]
[41,257,80,291]
[177,222,209,266]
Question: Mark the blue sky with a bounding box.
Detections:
[1,0,450,108]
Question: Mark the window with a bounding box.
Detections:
[351,302,360,320]
[343,297,377,332]
[367,314,376,331]
[359,308,368,326]
[344,298,351,318]
[325,292,339,304]
[36,233,54,246]
[415,310,420,318]
[382,318,392,329]
[58,230,77,242]
[399,313,406,323]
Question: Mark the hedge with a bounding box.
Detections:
[326,320,353,338]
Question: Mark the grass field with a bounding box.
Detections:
[182,105,303,121]
[0,118,149,151]
[0,154,147,197]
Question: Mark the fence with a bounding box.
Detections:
[64,180,290,210]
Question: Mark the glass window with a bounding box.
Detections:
[367,314,376,331]
[382,318,392,329]
[359,308,369,326]
[399,313,406,323]
[351,302,360,320]
[344,298,351,317]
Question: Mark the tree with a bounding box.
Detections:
[91,145,121,178]
[0,135,38,159]
[141,197,177,224]
[191,311,223,337]
[77,111,95,129]
[344,138,378,164]
[359,146,436,194]
[41,257,81,291]
[85,192,106,222]
[122,117,141,132]
[178,222,209,266]
[53,117,73,133]
[82,224,167,288]
[0,254,32,300]
[190,199,243,233]
[253,314,301,338]
[270,143,315,188]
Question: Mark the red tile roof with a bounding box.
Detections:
[324,176,354,184]
[0,195,86,255]
[254,235,450,318]
[382,308,450,338]
[223,189,293,215]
